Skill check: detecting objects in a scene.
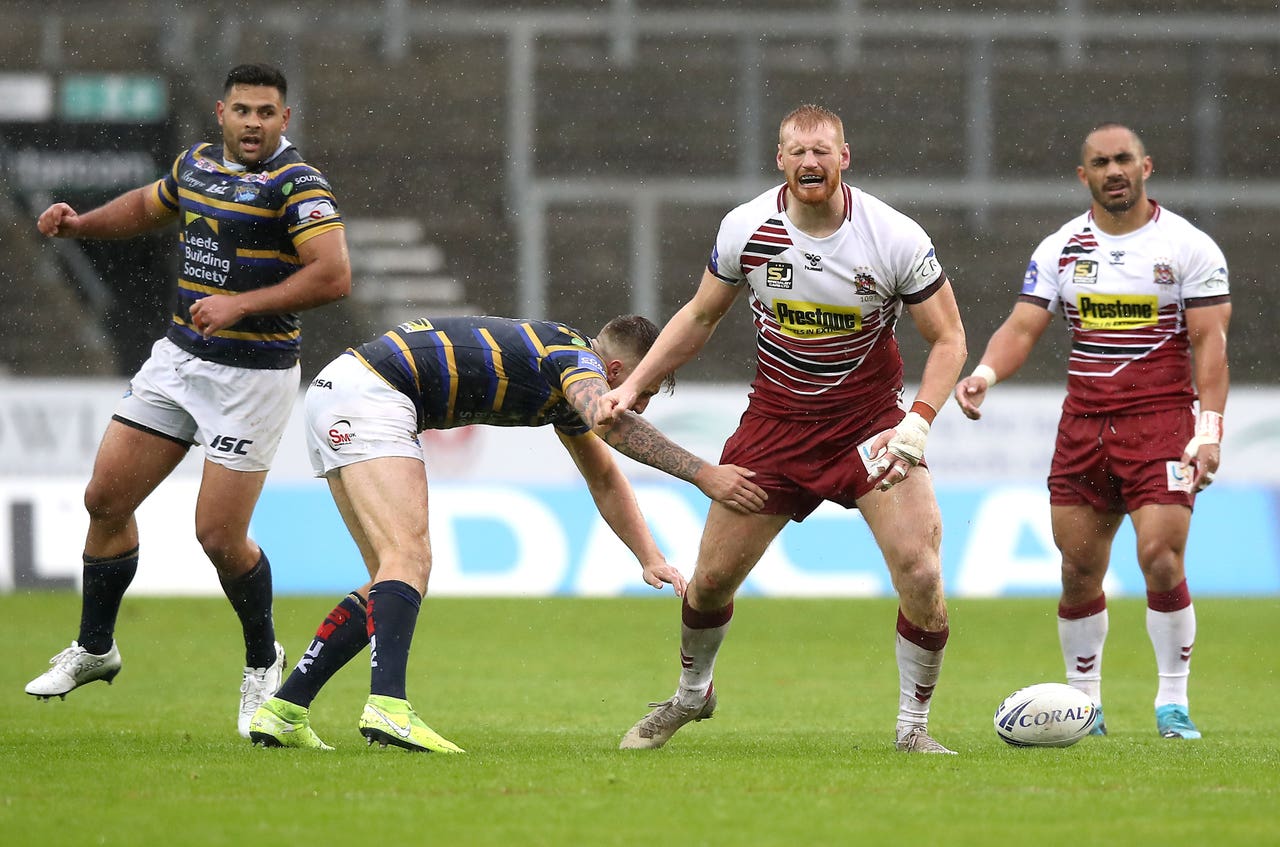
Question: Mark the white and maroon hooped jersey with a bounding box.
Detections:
[1020,202,1229,416]
[708,183,947,420]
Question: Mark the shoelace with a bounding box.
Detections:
[240,668,271,697]
[50,645,84,667]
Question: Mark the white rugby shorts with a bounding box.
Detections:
[115,337,299,472]
[304,352,424,477]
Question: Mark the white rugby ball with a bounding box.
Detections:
[994,683,1098,748]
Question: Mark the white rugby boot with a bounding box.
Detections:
[895,724,958,754]
[238,641,286,738]
[25,641,122,700]
[619,685,717,750]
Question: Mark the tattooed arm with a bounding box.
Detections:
[563,375,765,511]
[557,429,687,594]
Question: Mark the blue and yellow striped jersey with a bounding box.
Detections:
[153,141,344,369]
[349,316,608,434]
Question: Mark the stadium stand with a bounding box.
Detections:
[0,0,1276,383]
[346,217,472,329]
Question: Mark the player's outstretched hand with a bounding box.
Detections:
[37,203,81,238]
[954,375,989,420]
[595,386,636,426]
[694,464,767,513]
[640,557,688,596]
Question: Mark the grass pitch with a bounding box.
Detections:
[2,593,1277,846]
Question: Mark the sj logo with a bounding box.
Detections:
[765,262,794,289]
[211,435,253,455]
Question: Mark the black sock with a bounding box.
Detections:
[367,580,422,701]
[219,550,277,668]
[78,547,139,654]
[276,593,369,708]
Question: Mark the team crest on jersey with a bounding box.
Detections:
[766,262,794,289]
[1153,259,1175,285]
[1073,259,1099,284]
[234,186,260,202]
[852,268,877,295]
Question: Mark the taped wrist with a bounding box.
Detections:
[971,364,998,389]
[1196,410,1223,443]
[1182,410,1223,457]
[887,411,931,466]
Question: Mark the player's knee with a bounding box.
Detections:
[82,482,130,528]
[1138,544,1185,584]
[194,521,249,565]
[889,555,941,595]
[691,573,736,608]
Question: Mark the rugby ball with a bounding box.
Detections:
[994,683,1097,747]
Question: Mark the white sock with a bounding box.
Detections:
[1058,607,1108,706]
[895,634,944,732]
[677,620,729,703]
[1148,604,1195,708]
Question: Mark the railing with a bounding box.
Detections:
[18,1,1280,320]
[241,1,1280,317]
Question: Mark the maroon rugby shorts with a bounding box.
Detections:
[1048,407,1197,513]
[719,402,915,521]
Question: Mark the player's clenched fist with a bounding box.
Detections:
[37,203,81,238]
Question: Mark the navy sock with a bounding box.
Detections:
[367,580,422,700]
[219,550,277,668]
[78,547,139,654]
[276,593,369,708]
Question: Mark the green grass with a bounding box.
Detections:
[2,594,1277,846]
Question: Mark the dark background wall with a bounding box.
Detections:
[1,0,1274,385]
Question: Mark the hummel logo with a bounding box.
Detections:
[369,707,413,738]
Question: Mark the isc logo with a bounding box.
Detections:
[211,435,253,455]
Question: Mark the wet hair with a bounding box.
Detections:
[779,104,845,145]
[223,63,288,101]
[597,314,676,394]
[1082,122,1146,161]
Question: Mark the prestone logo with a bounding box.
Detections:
[1075,294,1158,329]
[773,300,861,337]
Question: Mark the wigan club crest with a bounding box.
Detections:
[852,268,877,295]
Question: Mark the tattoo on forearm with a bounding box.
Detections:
[568,378,704,482]
[603,413,704,481]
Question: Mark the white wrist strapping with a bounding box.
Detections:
[887,411,931,466]
[971,364,998,389]
[1182,410,1223,456]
